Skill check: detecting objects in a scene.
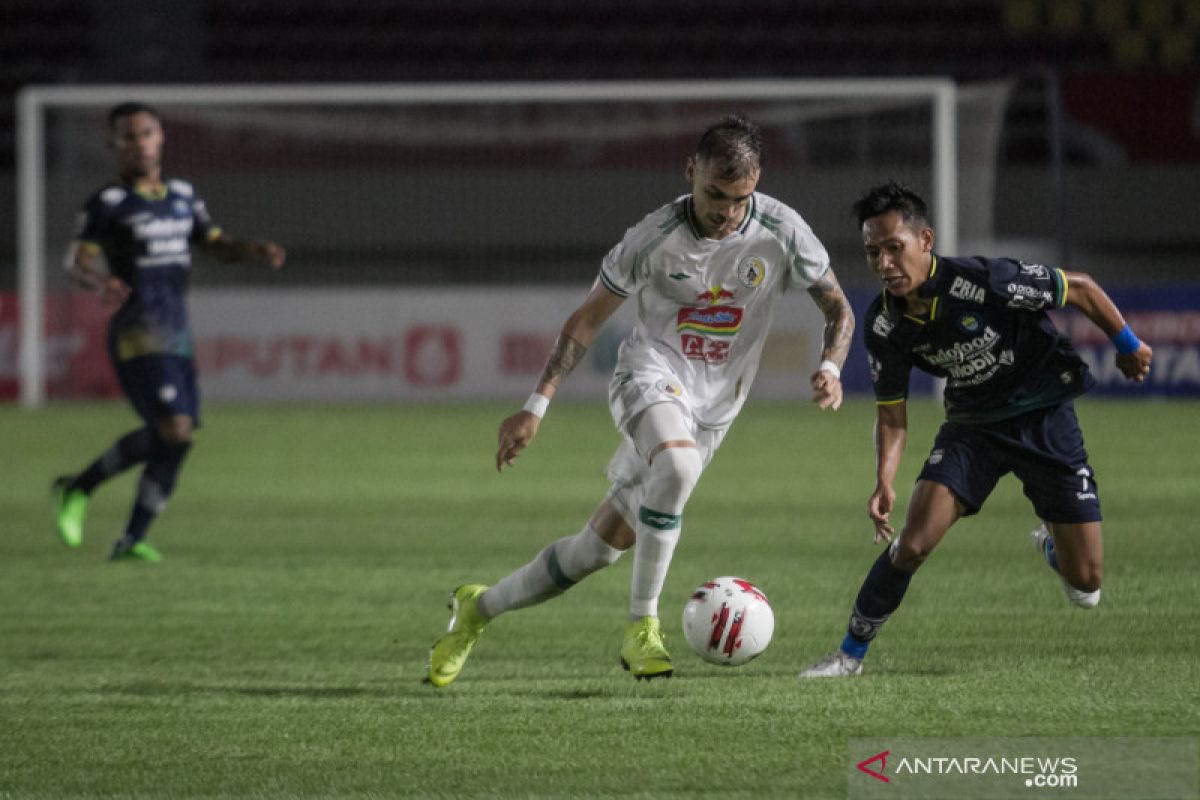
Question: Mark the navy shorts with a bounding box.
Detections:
[113,354,201,426]
[917,401,1101,524]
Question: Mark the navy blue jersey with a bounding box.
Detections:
[74,179,219,361]
[864,254,1095,424]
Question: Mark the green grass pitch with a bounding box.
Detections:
[1,399,1197,799]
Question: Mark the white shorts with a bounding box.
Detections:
[607,365,694,434]
[603,404,728,529]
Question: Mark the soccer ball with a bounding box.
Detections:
[682,576,774,666]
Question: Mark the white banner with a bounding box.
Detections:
[190,287,828,402]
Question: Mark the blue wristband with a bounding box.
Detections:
[1111,324,1141,355]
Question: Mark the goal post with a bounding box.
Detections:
[16,79,958,407]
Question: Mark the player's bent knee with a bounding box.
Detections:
[155,416,193,446]
[649,445,703,502]
[890,537,933,572]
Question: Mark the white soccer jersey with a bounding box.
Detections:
[599,192,830,430]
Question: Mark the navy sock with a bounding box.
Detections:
[71,428,156,495]
[124,440,191,541]
[840,548,914,660]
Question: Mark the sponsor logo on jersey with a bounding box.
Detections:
[695,286,736,306]
[949,276,986,304]
[926,326,1000,366]
[133,217,194,240]
[100,187,128,206]
[927,448,944,465]
[680,334,731,364]
[736,255,767,288]
[1006,282,1053,310]
[677,305,743,336]
[668,272,689,280]
[872,314,895,337]
[1019,261,1049,278]
[926,325,1005,386]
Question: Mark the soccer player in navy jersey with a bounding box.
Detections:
[800,181,1153,677]
[52,101,285,561]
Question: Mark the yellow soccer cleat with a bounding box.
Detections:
[426,584,490,688]
[52,476,88,549]
[619,616,673,680]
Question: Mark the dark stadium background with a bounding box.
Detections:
[2,0,1197,402]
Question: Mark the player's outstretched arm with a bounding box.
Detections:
[63,241,129,307]
[1062,270,1152,382]
[806,269,855,411]
[869,402,907,543]
[495,282,626,472]
[203,234,286,270]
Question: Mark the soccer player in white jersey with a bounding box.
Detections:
[427,114,854,686]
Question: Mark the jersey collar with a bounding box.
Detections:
[124,178,168,201]
[881,254,942,323]
[685,194,756,240]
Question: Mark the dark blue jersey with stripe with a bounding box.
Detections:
[864,254,1095,424]
[74,179,218,361]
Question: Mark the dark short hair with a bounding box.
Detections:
[108,101,161,130]
[852,181,929,229]
[696,114,762,181]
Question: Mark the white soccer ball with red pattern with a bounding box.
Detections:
[682,576,774,666]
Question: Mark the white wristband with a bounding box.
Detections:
[522,392,550,418]
[817,359,841,380]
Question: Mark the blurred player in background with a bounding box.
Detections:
[428,114,854,686]
[52,101,285,562]
[801,181,1153,678]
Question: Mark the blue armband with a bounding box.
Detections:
[1111,324,1141,355]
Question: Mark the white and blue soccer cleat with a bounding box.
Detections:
[1031,524,1100,609]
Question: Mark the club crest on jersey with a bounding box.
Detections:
[737,256,767,288]
[956,313,982,334]
[655,379,683,398]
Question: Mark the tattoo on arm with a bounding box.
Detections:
[539,334,588,388]
[807,272,855,367]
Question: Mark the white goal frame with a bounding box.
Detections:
[16,79,957,407]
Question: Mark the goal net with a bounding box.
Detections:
[15,80,999,406]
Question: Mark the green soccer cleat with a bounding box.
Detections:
[620,616,673,680]
[52,476,88,549]
[426,584,490,688]
[108,537,162,563]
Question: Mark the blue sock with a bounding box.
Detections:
[1041,536,1061,573]
[124,440,191,542]
[841,549,914,660]
[71,428,156,494]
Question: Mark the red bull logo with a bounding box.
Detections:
[695,286,736,306]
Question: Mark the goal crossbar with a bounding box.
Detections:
[16,78,957,407]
